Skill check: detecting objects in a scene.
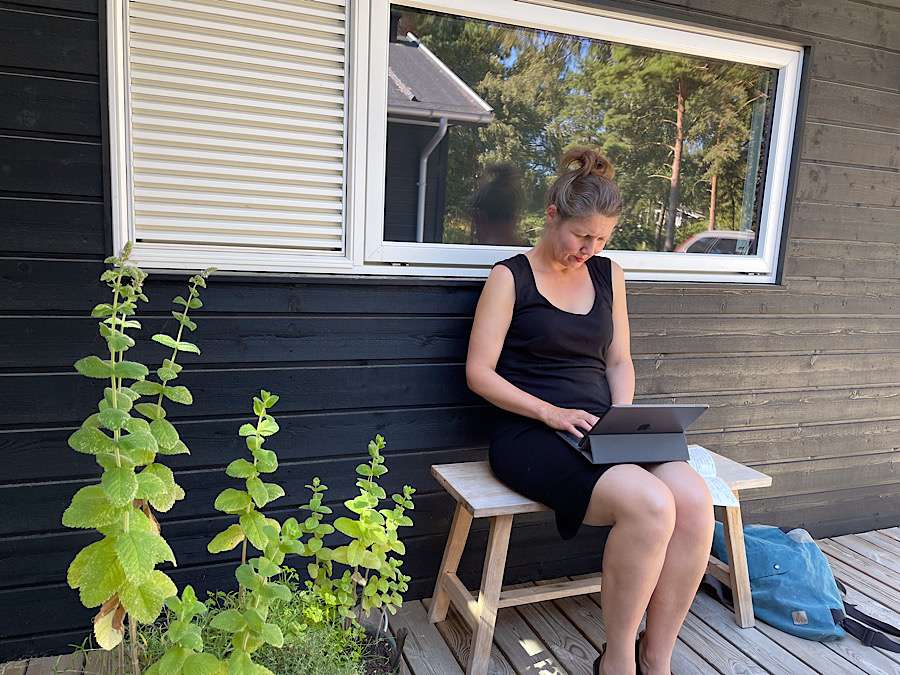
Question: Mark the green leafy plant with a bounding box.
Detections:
[203,391,298,674]
[61,244,212,673]
[139,575,364,675]
[144,586,224,675]
[299,435,416,628]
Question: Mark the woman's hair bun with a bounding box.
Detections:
[560,146,615,181]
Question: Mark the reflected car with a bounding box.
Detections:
[674,229,755,254]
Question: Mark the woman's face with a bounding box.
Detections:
[545,206,618,268]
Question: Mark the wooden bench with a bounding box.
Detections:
[427,445,772,675]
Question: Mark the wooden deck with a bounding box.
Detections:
[392,528,900,675]
[3,529,899,675]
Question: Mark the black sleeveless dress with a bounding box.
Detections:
[488,253,616,540]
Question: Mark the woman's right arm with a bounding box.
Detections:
[466,265,597,438]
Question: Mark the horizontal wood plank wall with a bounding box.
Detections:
[1,0,898,661]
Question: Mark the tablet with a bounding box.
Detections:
[556,403,708,451]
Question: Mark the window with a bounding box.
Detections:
[109,0,802,282]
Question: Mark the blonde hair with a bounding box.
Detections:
[545,146,622,220]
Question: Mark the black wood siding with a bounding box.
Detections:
[1,0,898,661]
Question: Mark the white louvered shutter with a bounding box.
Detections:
[127,0,347,253]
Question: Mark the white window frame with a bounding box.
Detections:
[108,0,803,283]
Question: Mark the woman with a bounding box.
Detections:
[465,147,714,675]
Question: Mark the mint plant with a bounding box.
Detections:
[207,391,297,674]
[62,244,211,673]
[144,586,224,675]
[297,435,415,628]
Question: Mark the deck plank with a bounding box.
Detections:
[677,612,767,674]
[421,599,515,675]
[514,582,600,675]
[752,617,869,674]
[0,662,27,675]
[391,600,464,675]
[568,575,714,675]
[878,528,900,544]
[858,531,900,558]
[820,538,900,592]
[486,592,570,675]
[690,592,818,675]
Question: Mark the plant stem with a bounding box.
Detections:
[154,280,195,413]
[128,613,139,675]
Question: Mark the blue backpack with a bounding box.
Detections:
[703,522,900,651]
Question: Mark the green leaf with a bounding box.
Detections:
[260,623,283,648]
[240,511,269,550]
[120,569,177,623]
[255,557,280,578]
[131,380,164,396]
[134,402,165,420]
[149,418,179,450]
[334,517,362,539]
[63,485,125,529]
[105,331,135,352]
[214,488,251,514]
[152,334,179,350]
[163,385,193,405]
[67,537,115,590]
[154,647,190,675]
[115,360,149,381]
[115,530,176,583]
[226,459,258,479]
[74,355,114,379]
[157,366,177,383]
[103,387,134,412]
[173,296,189,308]
[253,449,278,473]
[210,609,246,632]
[135,469,167,500]
[172,311,198,332]
[68,427,116,455]
[91,303,116,318]
[101,467,138,507]
[143,463,183,512]
[119,429,158,456]
[177,340,200,354]
[98,407,130,432]
[246,477,269,508]
[258,418,279,437]
[158,440,189,456]
[238,424,256,437]
[183,653,225,675]
[356,463,374,477]
[208,524,245,553]
[189,297,203,309]
[264,483,284,503]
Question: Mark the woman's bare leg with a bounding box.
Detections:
[583,464,677,675]
[639,461,715,675]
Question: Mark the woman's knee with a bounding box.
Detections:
[602,465,677,533]
[669,473,715,538]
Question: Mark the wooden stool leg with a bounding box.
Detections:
[722,492,755,628]
[467,514,512,675]
[428,501,474,624]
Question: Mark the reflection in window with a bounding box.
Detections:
[383,6,776,254]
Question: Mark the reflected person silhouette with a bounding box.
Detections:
[470,162,527,246]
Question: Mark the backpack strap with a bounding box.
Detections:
[835,578,900,652]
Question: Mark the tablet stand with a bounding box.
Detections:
[585,431,691,464]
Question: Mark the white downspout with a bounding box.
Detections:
[416,117,448,243]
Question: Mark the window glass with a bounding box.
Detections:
[384,6,776,255]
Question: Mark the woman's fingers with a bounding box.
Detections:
[566,422,584,438]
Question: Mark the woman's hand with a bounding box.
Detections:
[540,405,599,438]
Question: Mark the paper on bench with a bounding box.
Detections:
[687,445,739,507]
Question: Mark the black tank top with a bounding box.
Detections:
[493,253,614,416]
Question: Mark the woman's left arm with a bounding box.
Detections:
[605,259,635,405]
